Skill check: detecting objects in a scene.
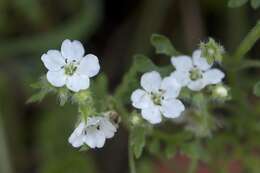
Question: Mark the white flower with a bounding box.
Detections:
[68,116,117,149]
[41,39,100,92]
[131,71,185,124]
[170,50,225,91]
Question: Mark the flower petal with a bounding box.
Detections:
[69,135,84,148]
[141,105,162,124]
[161,98,185,118]
[187,79,205,91]
[192,50,212,71]
[161,76,181,99]
[84,128,105,148]
[61,39,85,61]
[66,74,90,92]
[131,89,152,109]
[141,71,161,92]
[68,122,85,146]
[170,71,190,87]
[203,69,225,85]
[76,54,100,77]
[171,55,192,71]
[46,69,66,87]
[41,50,65,71]
[100,118,117,139]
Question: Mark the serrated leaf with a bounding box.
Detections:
[130,126,146,159]
[228,0,248,7]
[251,0,260,9]
[253,81,260,96]
[150,34,179,56]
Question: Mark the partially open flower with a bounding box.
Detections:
[131,71,185,124]
[41,39,100,92]
[170,50,225,91]
[68,116,117,149]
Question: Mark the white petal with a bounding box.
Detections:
[187,79,205,91]
[141,71,161,92]
[61,39,85,61]
[46,69,66,87]
[41,50,65,71]
[161,76,181,99]
[84,128,97,148]
[76,54,100,77]
[100,120,116,139]
[95,131,106,148]
[84,128,105,148]
[203,69,225,85]
[141,105,162,124]
[171,55,192,71]
[68,122,86,148]
[161,99,185,118]
[131,89,152,109]
[70,136,84,148]
[192,50,212,71]
[66,74,90,92]
[170,71,190,87]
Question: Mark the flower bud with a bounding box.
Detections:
[200,38,225,64]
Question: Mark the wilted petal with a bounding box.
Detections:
[161,98,185,118]
[46,69,66,87]
[77,54,100,77]
[41,50,65,71]
[161,76,181,99]
[141,71,161,92]
[192,50,212,71]
[171,55,192,71]
[61,39,85,61]
[131,89,152,109]
[66,74,90,92]
[141,105,162,124]
[203,69,225,85]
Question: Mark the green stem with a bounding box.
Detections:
[0,113,12,173]
[234,21,260,62]
[187,157,198,173]
[238,59,260,70]
[128,140,137,173]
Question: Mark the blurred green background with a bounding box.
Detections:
[0,0,259,173]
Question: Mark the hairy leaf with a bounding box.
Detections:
[150,34,179,56]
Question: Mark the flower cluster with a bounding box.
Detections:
[131,49,225,124]
[41,39,117,149]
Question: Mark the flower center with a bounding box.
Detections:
[64,63,77,76]
[189,68,202,81]
[151,90,164,106]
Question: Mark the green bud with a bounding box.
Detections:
[200,38,225,64]
[210,84,231,101]
[131,113,142,126]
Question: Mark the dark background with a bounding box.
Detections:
[0,0,259,173]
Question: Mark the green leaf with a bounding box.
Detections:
[130,126,146,159]
[150,34,179,56]
[253,81,260,96]
[228,0,248,8]
[164,142,177,159]
[27,90,49,103]
[251,0,260,8]
[115,54,172,104]
[148,138,160,155]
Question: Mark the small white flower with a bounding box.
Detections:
[68,116,117,149]
[170,50,225,91]
[41,39,100,92]
[131,71,185,124]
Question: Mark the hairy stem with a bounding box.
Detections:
[128,140,136,173]
[234,21,260,62]
[187,157,198,173]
